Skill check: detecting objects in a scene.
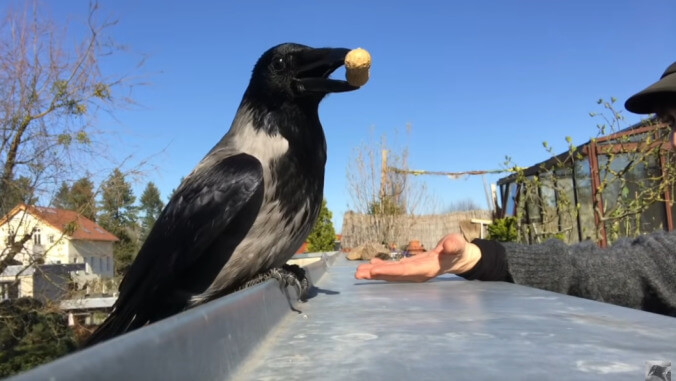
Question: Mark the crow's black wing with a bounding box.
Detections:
[86,153,264,346]
[117,152,264,306]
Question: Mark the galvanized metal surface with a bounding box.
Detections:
[234,256,676,381]
[9,253,336,381]
[10,252,676,381]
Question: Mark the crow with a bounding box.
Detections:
[85,43,359,346]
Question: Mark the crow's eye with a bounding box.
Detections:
[270,56,286,73]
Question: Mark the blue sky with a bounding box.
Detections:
[38,1,676,231]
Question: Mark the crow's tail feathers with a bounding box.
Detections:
[82,295,189,349]
[82,305,146,349]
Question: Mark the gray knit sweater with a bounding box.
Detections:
[464,232,676,317]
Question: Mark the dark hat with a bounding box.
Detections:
[625,61,676,114]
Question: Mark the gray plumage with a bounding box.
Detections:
[85,43,359,346]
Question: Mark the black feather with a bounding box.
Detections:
[86,154,263,345]
[84,43,358,347]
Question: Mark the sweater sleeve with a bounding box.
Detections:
[457,239,512,282]
[498,231,676,316]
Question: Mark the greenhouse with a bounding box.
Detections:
[497,120,674,247]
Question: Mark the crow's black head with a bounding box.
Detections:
[245,43,358,105]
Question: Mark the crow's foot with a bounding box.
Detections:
[243,264,311,302]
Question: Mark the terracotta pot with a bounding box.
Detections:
[406,240,425,255]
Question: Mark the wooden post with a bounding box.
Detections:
[380,149,388,200]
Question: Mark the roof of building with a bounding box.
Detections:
[60,296,117,310]
[0,263,85,277]
[0,204,118,242]
[496,119,669,185]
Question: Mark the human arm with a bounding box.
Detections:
[354,233,488,282]
[499,232,676,316]
[354,231,676,316]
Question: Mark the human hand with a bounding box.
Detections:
[354,233,482,282]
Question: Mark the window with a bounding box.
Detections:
[48,235,55,244]
[502,182,518,217]
[5,227,14,245]
[554,168,578,243]
[574,159,595,241]
[598,153,667,243]
[33,228,42,245]
[0,282,19,300]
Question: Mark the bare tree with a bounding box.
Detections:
[445,198,484,213]
[346,125,438,247]
[0,1,142,276]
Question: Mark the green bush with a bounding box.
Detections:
[487,217,519,242]
[306,198,336,252]
[0,298,77,377]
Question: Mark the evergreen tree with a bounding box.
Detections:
[0,298,77,378]
[139,182,164,241]
[70,177,97,221]
[52,182,71,209]
[98,169,139,275]
[50,178,96,220]
[306,198,336,252]
[0,176,38,215]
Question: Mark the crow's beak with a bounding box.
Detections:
[294,48,359,94]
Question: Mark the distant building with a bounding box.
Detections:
[0,263,84,302]
[496,120,673,247]
[0,204,118,300]
[60,296,117,326]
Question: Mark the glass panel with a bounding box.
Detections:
[638,155,667,233]
[665,150,676,231]
[574,159,596,241]
[616,131,651,143]
[598,153,666,244]
[524,175,540,222]
[522,175,541,244]
[539,172,557,240]
[503,182,517,217]
[554,167,578,243]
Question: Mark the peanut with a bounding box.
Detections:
[345,48,371,87]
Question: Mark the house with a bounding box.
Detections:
[0,204,118,298]
[0,263,84,302]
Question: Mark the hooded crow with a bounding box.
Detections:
[85,43,359,346]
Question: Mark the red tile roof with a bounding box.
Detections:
[295,242,308,254]
[295,234,341,254]
[1,204,118,242]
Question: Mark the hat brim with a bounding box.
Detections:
[625,73,676,114]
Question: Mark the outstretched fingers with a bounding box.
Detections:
[355,252,442,282]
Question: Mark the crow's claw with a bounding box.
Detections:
[242,264,311,302]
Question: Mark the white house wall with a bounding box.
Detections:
[0,274,34,299]
[1,209,114,293]
[0,210,67,265]
[69,240,115,280]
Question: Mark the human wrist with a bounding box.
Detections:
[452,242,481,274]
[458,239,510,281]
